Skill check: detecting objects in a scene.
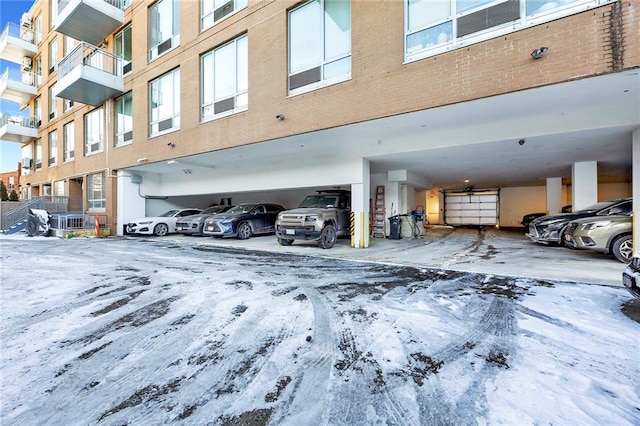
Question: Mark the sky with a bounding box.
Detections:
[0,0,35,172]
[1,235,639,424]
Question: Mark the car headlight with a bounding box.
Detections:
[581,221,611,230]
[305,215,318,222]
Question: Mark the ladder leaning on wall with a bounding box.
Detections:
[371,186,386,238]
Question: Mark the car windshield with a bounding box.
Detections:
[299,195,339,208]
[577,200,621,213]
[226,204,256,214]
[202,206,224,214]
[158,210,180,217]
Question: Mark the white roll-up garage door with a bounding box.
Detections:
[444,190,499,226]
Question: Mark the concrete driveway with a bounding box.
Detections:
[167,226,627,287]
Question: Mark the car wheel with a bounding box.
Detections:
[278,237,294,246]
[153,223,169,237]
[317,224,336,249]
[237,222,252,240]
[612,235,633,263]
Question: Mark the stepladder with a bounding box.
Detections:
[372,186,386,238]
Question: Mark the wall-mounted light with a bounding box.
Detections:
[275,114,285,121]
[167,142,175,147]
[137,157,147,163]
[531,47,548,59]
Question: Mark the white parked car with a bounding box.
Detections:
[126,208,203,236]
[623,251,640,298]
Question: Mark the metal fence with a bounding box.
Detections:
[53,213,108,231]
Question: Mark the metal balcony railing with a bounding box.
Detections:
[57,41,122,80]
[0,112,39,128]
[1,66,40,88]
[0,22,36,45]
[1,195,84,233]
[58,0,130,14]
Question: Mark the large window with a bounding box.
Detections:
[35,139,42,170]
[48,37,57,73]
[149,0,180,61]
[84,107,104,155]
[405,0,615,61]
[35,14,42,44]
[116,25,132,75]
[49,0,58,28]
[150,68,180,136]
[63,35,76,56]
[115,92,133,146]
[48,85,57,120]
[201,34,247,121]
[87,172,106,211]
[288,0,351,95]
[48,130,57,166]
[64,121,74,162]
[201,0,247,31]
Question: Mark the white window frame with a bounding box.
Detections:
[84,107,104,156]
[35,139,42,170]
[48,85,57,120]
[288,0,352,96]
[64,121,75,162]
[201,34,248,121]
[115,92,133,147]
[149,68,180,137]
[148,0,180,62]
[201,0,248,31]
[35,15,42,45]
[48,37,57,72]
[50,0,58,29]
[87,172,106,212]
[116,25,133,75]
[404,0,617,62]
[48,130,57,167]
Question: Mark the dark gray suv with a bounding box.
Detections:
[275,190,351,249]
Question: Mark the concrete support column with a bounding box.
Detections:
[546,177,563,214]
[571,161,598,211]
[351,159,370,248]
[633,128,640,254]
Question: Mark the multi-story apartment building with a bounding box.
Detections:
[1,0,638,247]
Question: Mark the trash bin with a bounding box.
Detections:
[388,215,401,239]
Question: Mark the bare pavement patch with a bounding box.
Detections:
[1,237,639,425]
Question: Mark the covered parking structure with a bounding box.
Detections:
[118,71,639,249]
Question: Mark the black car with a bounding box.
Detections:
[202,203,286,239]
[521,205,572,227]
[526,198,631,245]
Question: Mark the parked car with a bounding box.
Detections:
[564,215,632,262]
[526,198,631,245]
[202,203,285,239]
[175,205,233,236]
[275,189,351,249]
[127,208,203,236]
[521,205,572,227]
[623,252,640,298]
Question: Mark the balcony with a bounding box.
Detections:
[0,22,37,64]
[0,113,38,144]
[55,42,123,106]
[54,0,126,46]
[0,67,39,105]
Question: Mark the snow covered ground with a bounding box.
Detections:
[1,236,638,425]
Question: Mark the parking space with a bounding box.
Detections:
[163,225,627,287]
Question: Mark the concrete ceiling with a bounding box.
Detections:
[128,70,639,191]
